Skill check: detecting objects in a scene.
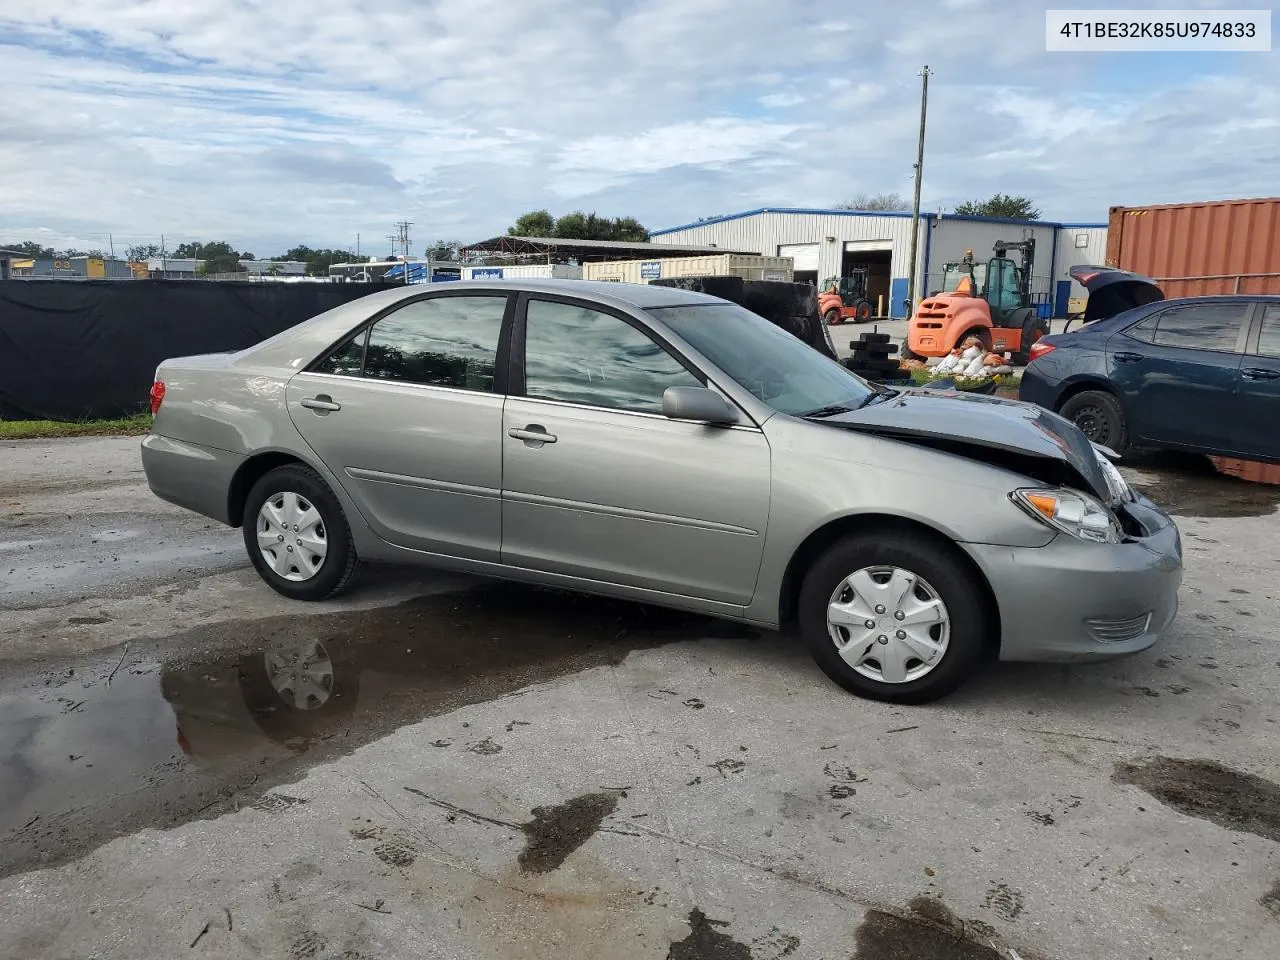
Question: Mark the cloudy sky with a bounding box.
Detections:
[1,0,1275,257]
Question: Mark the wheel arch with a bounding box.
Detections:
[227,449,321,529]
[1052,376,1124,414]
[776,512,1001,658]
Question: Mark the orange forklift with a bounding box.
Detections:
[903,239,1049,365]
[817,268,874,325]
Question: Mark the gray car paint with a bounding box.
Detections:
[141,279,1182,660]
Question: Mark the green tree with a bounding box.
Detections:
[508,210,555,237]
[835,192,909,212]
[426,240,461,261]
[8,241,56,259]
[125,243,161,261]
[954,193,1041,220]
[273,246,358,276]
[609,216,649,242]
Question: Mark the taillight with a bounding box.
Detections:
[149,380,166,415]
[1028,342,1056,363]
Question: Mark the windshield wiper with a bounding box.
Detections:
[798,403,855,419]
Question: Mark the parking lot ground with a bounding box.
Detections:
[2,436,1280,960]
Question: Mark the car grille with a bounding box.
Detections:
[1085,613,1152,643]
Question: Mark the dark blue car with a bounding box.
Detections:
[1019,266,1280,461]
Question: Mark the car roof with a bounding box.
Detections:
[1158,294,1280,305]
[367,278,723,310]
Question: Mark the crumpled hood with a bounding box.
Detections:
[821,389,1112,501]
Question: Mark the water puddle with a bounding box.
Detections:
[1113,757,1280,842]
[0,583,756,878]
[667,908,753,960]
[519,791,621,874]
[1124,453,1280,518]
[853,897,1006,960]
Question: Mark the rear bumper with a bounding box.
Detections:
[964,496,1183,662]
[1015,365,1058,410]
[141,434,244,525]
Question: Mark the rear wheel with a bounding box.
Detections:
[799,530,988,704]
[243,464,363,601]
[1011,319,1049,366]
[824,308,842,326]
[1059,390,1129,456]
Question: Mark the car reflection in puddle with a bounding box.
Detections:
[1,584,761,877]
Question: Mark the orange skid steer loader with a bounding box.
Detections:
[904,240,1049,366]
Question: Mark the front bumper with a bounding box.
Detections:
[963,494,1183,662]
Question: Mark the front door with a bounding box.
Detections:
[1108,302,1249,450]
[287,292,512,561]
[1233,302,1280,459]
[500,296,772,606]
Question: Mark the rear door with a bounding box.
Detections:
[1232,301,1280,460]
[287,292,512,561]
[1108,301,1250,451]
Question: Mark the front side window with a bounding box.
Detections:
[1256,304,1280,358]
[522,300,701,413]
[362,295,506,391]
[1143,303,1247,353]
[650,302,876,416]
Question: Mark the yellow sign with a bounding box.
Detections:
[87,257,105,278]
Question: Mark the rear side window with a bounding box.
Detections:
[362,295,506,391]
[1128,303,1246,353]
[1257,304,1280,358]
[314,333,365,376]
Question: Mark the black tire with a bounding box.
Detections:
[899,343,923,361]
[798,530,989,704]
[852,299,873,323]
[1011,319,1050,366]
[242,464,363,601]
[824,308,842,326]
[959,327,993,352]
[1058,390,1129,456]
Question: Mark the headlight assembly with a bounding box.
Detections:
[1012,487,1122,544]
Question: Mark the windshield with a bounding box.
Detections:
[943,262,986,292]
[649,303,875,417]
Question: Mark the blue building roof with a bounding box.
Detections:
[650,207,1107,236]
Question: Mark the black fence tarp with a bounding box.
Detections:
[0,280,391,421]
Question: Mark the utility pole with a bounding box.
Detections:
[906,65,930,317]
[392,221,413,283]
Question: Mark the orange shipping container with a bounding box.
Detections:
[1106,197,1280,298]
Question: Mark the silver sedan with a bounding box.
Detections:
[141,279,1183,703]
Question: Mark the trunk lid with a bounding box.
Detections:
[821,389,1113,502]
[1069,265,1164,324]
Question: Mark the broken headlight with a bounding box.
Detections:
[1011,488,1122,544]
[1091,442,1133,505]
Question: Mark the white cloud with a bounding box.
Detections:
[0,0,1275,252]
[759,93,807,109]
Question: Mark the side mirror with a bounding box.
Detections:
[662,386,738,425]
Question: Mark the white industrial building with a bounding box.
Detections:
[651,208,1108,319]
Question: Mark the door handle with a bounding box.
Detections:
[300,395,342,412]
[1241,367,1280,381]
[508,425,557,445]
[1113,351,1145,363]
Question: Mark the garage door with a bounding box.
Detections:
[778,243,819,272]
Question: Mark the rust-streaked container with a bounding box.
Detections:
[1209,457,1280,486]
[1106,197,1280,298]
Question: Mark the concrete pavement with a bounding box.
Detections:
[2,436,1279,959]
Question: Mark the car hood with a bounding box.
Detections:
[819,389,1112,501]
[1069,265,1165,323]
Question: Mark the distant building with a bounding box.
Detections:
[8,255,135,279]
[145,257,200,279]
[239,260,307,276]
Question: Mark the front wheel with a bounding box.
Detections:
[824,308,842,327]
[1058,390,1129,456]
[852,300,873,323]
[243,464,363,601]
[798,531,988,704]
